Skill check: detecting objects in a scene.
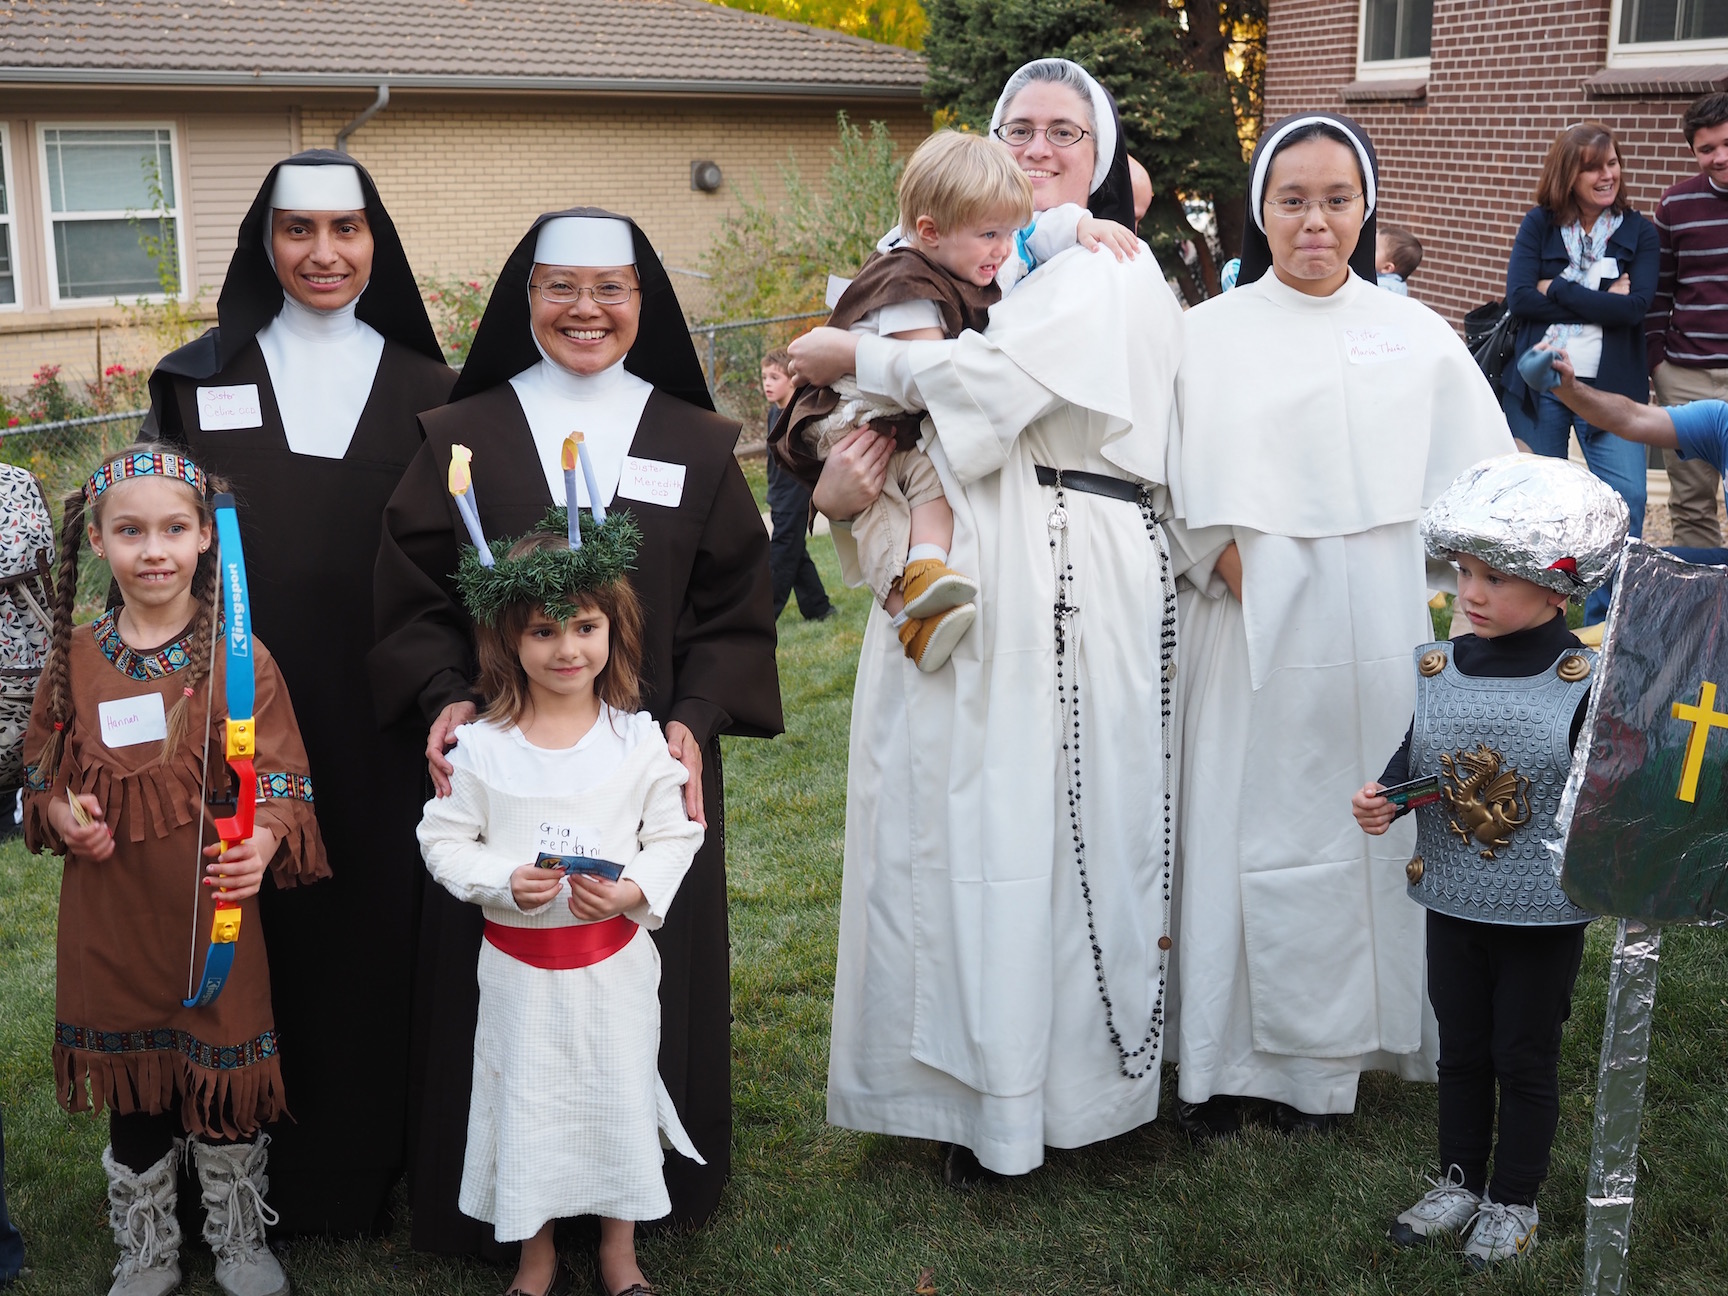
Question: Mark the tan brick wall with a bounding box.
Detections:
[1264,0,1703,329]
[0,88,929,393]
[303,94,931,322]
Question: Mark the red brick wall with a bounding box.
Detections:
[1263,0,1703,328]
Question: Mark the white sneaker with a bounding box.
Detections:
[1388,1165,1481,1247]
[1462,1197,1539,1269]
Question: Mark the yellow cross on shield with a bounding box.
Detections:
[1671,680,1728,803]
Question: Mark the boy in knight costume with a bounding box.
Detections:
[1352,453,1628,1270]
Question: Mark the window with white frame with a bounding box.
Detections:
[1611,0,1728,61]
[0,127,16,307]
[1359,0,1433,74]
[39,125,183,304]
[1621,0,1728,44]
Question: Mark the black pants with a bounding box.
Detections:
[0,1110,23,1281]
[1426,909,1588,1207]
[766,455,832,620]
[109,1112,241,1174]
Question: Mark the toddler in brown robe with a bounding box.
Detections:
[774,129,1136,670]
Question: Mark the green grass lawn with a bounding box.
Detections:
[4,532,1727,1294]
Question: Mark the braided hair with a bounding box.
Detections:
[36,441,227,781]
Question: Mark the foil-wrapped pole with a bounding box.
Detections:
[1581,919,1663,1296]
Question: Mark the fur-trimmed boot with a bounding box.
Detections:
[102,1142,183,1296]
[192,1136,289,1296]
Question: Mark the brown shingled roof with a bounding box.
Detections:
[0,0,927,96]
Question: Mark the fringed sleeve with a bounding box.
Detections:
[20,680,70,856]
[247,644,331,888]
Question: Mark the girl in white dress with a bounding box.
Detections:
[418,515,704,1296]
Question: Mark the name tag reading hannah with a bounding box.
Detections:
[616,455,686,508]
[1341,326,1411,365]
[196,384,264,431]
[98,693,168,748]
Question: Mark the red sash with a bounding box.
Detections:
[483,915,636,969]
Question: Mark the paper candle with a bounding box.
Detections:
[572,432,605,525]
[560,436,583,549]
[447,444,494,567]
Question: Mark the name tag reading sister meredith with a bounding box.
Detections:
[98,692,168,748]
[616,455,686,508]
[196,384,264,430]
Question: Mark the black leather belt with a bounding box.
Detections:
[1034,464,1146,503]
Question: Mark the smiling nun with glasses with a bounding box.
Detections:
[372,209,781,1265]
[1167,114,1513,1140]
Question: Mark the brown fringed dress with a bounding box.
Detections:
[23,613,328,1138]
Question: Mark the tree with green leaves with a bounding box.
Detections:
[923,0,1266,299]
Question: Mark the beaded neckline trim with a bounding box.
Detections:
[92,608,198,681]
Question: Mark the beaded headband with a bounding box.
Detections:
[84,451,207,504]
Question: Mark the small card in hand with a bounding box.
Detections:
[534,852,625,882]
[1378,775,1442,809]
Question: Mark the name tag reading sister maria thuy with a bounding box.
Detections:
[98,692,168,748]
[197,384,264,431]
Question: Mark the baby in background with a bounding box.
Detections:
[771,128,1137,671]
[1377,223,1423,295]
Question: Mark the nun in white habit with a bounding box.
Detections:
[1168,114,1514,1133]
[790,58,1207,1180]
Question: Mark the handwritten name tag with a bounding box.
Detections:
[616,455,687,508]
[197,384,264,431]
[98,693,168,748]
[537,820,604,859]
[1342,326,1411,365]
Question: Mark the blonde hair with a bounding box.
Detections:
[897,131,1034,237]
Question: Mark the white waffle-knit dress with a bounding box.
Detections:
[418,707,705,1240]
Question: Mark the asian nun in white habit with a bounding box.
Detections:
[1169,114,1514,1135]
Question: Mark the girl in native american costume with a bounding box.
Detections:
[417,489,703,1296]
[22,444,326,1296]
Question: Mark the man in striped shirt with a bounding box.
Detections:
[1647,92,1728,548]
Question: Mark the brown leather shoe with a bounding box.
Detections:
[502,1258,574,1296]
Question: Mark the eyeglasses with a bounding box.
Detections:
[993,122,1092,149]
[529,280,639,305]
[1262,193,1365,219]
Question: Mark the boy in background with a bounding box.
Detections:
[762,349,835,623]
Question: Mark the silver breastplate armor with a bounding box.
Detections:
[1407,640,1596,925]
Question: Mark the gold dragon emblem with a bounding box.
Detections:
[1439,742,1531,859]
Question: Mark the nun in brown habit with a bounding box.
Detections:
[143,151,456,1235]
[373,209,781,1253]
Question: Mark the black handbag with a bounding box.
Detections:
[1464,298,1518,394]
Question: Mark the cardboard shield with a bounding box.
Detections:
[1555,540,1728,923]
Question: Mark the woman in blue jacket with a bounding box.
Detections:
[1503,121,1659,622]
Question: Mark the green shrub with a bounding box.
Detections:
[421,274,496,365]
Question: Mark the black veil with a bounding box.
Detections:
[1237,113,1381,288]
[450,208,711,411]
[167,149,445,377]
